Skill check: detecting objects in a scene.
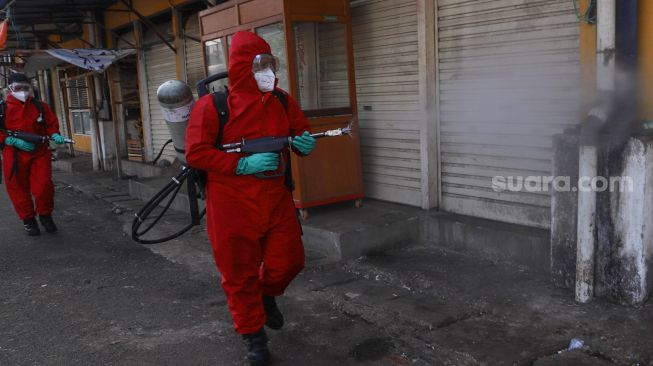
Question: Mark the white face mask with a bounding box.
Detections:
[12,91,29,102]
[254,68,276,92]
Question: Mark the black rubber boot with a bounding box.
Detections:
[263,295,284,330]
[242,328,270,366]
[38,215,58,233]
[23,217,41,236]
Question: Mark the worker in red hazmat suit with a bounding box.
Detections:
[186,31,315,366]
[1,72,66,236]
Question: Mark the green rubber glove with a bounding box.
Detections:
[291,131,316,155]
[236,153,279,175]
[5,136,36,152]
[51,133,66,145]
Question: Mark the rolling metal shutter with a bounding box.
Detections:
[144,24,177,163]
[437,0,580,228]
[351,0,422,207]
[185,14,204,98]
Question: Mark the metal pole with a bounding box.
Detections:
[87,75,104,171]
[106,66,124,179]
[58,72,75,157]
[576,0,616,304]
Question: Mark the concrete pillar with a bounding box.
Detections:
[417,0,438,210]
[553,136,653,306]
[575,0,616,304]
[595,138,653,306]
[551,134,580,289]
[98,120,116,171]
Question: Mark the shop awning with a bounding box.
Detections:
[21,48,135,74]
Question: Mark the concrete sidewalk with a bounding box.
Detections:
[50,169,653,365]
[3,177,426,366]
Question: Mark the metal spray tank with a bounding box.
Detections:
[157,80,195,165]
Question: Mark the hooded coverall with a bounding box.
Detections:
[186,31,310,334]
[0,94,60,221]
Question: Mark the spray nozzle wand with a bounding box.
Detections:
[310,123,353,138]
[220,123,353,154]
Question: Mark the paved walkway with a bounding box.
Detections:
[0,169,650,365]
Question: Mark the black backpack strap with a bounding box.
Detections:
[212,90,230,147]
[270,90,295,190]
[0,100,6,132]
[3,100,18,182]
[32,99,44,123]
[0,100,6,150]
[193,90,230,199]
[271,89,288,112]
[9,147,18,181]
[0,101,4,184]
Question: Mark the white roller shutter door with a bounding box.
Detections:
[437,0,580,228]
[144,25,177,164]
[185,14,204,98]
[352,0,422,207]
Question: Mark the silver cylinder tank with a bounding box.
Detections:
[157,80,194,165]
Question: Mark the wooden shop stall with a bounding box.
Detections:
[198,0,364,218]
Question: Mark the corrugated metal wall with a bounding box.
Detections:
[351,0,422,207]
[185,14,204,98]
[437,0,580,228]
[144,23,176,163]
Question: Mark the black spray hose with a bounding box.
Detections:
[152,139,174,166]
[133,71,230,244]
[131,168,206,244]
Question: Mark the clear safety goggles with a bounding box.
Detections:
[9,82,31,92]
[252,53,279,73]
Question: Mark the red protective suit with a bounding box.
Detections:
[186,31,310,334]
[0,94,59,221]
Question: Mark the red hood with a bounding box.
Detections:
[228,31,272,94]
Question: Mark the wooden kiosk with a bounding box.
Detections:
[198,0,364,218]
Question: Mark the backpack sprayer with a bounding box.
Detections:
[131,73,352,244]
[131,77,200,245]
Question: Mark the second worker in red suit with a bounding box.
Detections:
[1,72,67,236]
[186,31,316,366]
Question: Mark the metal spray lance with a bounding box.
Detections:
[220,124,353,153]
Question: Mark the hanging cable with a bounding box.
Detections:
[152,138,173,166]
[7,7,26,48]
